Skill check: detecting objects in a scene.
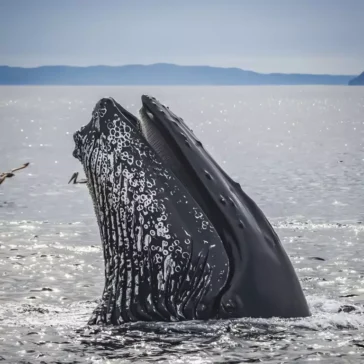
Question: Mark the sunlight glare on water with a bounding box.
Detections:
[0,86,364,363]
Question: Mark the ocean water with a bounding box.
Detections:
[0,86,364,363]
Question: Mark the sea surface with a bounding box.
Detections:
[0,86,364,363]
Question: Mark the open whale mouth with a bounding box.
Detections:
[138,97,189,175]
[138,95,223,239]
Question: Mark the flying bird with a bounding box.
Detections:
[68,172,87,184]
[0,163,30,185]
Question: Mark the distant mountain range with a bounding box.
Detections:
[348,72,364,85]
[0,63,358,86]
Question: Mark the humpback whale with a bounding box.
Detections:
[72,96,310,325]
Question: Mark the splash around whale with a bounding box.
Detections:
[71,96,310,325]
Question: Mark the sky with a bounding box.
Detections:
[0,0,363,75]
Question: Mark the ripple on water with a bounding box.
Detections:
[0,219,363,363]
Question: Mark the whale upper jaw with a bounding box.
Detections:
[139,94,311,319]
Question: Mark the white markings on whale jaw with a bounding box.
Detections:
[75,100,227,325]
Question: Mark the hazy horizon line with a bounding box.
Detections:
[0,63,358,77]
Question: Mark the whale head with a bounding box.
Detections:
[71,95,310,324]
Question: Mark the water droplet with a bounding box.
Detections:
[219,196,226,205]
